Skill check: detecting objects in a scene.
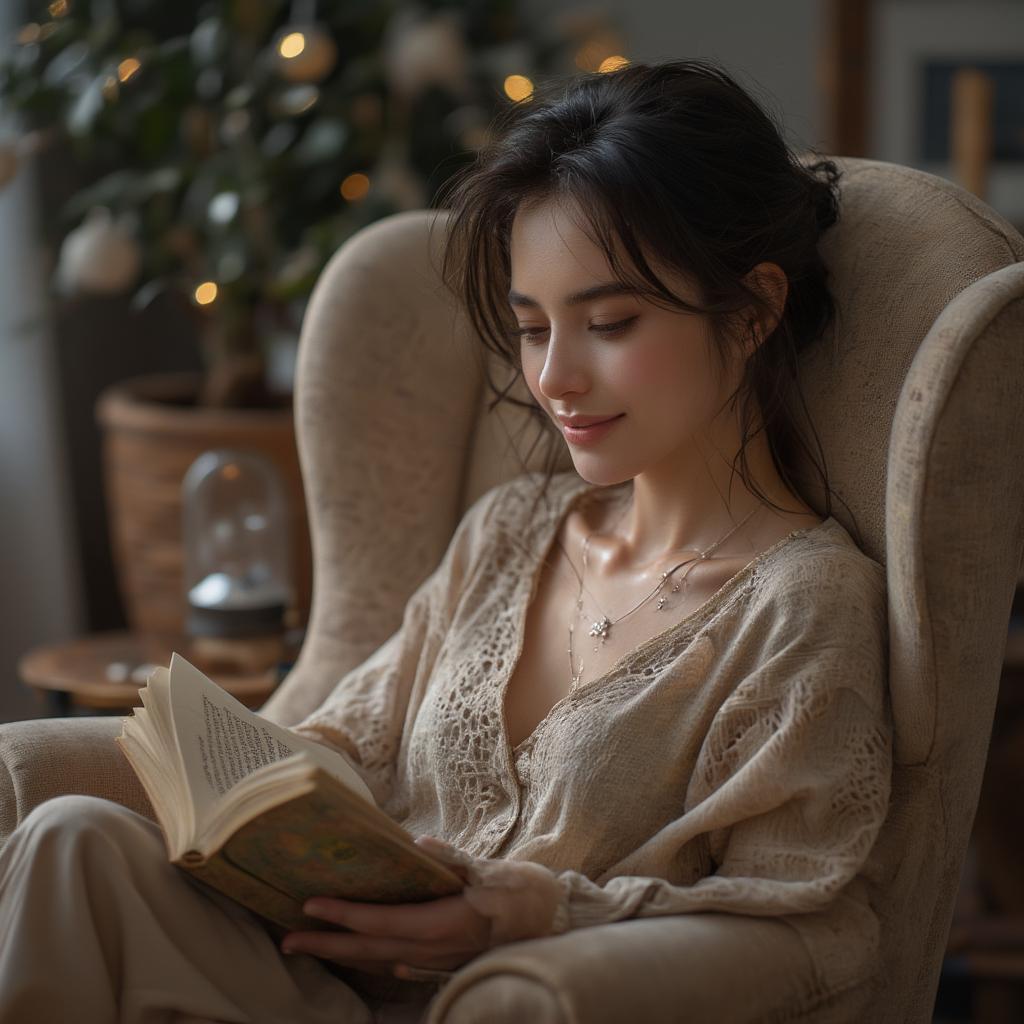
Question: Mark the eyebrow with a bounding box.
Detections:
[507,282,642,308]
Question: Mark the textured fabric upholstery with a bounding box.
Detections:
[2,156,1023,1023]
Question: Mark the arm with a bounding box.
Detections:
[546,674,892,931]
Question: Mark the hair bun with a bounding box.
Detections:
[804,157,842,235]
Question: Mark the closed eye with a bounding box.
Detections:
[509,316,639,344]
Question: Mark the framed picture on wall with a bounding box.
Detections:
[872,0,1024,227]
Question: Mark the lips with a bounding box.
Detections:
[559,414,625,447]
[556,413,622,428]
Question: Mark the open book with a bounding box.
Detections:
[116,653,466,933]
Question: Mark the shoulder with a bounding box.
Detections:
[748,516,886,623]
[722,517,889,704]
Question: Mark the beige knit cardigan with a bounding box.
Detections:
[290,469,892,1002]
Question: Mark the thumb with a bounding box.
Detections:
[415,835,473,881]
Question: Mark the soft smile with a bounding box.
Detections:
[560,414,625,445]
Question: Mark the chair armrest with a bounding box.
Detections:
[0,716,155,849]
[426,912,835,1024]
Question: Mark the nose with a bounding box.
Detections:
[536,328,590,402]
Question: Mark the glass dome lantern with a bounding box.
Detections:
[182,449,294,639]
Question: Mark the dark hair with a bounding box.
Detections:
[431,57,857,542]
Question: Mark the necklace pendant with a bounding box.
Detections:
[589,616,612,640]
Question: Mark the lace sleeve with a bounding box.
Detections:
[542,561,892,935]
[287,483,505,807]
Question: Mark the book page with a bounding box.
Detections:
[167,654,375,828]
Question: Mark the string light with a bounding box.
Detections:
[274,20,337,83]
[574,31,626,73]
[503,75,533,102]
[194,281,218,305]
[339,173,370,201]
[278,33,306,59]
[48,0,69,18]
[118,58,141,83]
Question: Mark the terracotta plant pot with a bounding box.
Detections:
[95,371,312,636]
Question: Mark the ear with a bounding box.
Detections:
[741,262,788,353]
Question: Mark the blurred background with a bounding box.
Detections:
[0,2,1021,1019]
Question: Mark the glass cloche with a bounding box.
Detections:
[181,449,294,639]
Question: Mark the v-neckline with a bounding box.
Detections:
[498,475,832,759]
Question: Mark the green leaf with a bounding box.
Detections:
[130,277,172,311]
[190,17,229,66]
[59,169,141,222]
[66,74,106,137]
[291,118,348,166]
[41,40,90,87]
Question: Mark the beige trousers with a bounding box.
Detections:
[0,795,440,1024]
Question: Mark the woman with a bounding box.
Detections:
[0,58,892,1022]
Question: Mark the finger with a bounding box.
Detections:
[324,958,396,977]
[302,895,465,941]
[279,938,394,976]
[284,930,460,972]
[284,930,415,965]
[415,836,474,881]
[394,963,457,983]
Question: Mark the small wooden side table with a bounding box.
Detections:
[17,630,291,717]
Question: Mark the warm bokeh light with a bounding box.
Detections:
[48,0,69,18]
[503,75,534,102]
[599,56,630,73]
[221,463,241,481]
[16,23,41,45]
[574,32,626,74]
[339,173,370,201]
[194,281,218,305]
[118,58,141,83]
[279,32,306,59]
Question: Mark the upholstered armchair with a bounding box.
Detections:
[2,155,1023,1023]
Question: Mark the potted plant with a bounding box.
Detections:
[0,0,619,632]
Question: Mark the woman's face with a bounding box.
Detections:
[508,196,740,486]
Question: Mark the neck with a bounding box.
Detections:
[580,429,805,576]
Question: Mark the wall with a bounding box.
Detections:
[0,7,84,723]
[872,0,1024,225]
[526,0,826,150]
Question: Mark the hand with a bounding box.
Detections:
[278,835,566,981]
[280,888,492,980]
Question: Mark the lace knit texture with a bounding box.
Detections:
[290,470,893,998]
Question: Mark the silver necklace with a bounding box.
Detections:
[564,497,761,693]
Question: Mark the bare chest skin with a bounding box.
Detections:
[501,495,824,753]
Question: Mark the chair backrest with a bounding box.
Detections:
[260,156,1024,1022]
